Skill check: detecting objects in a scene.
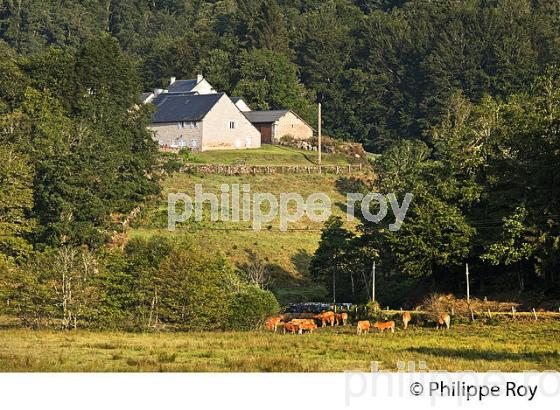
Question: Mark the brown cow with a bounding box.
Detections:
[264,316,283,332]
[314,311,336,327]
[357,320,371,335]
[373,320,395,333]
[437,313,451,330]
[402,312,411,330]
[283,322,300,334]
[290,318,315,326]
[290,319,316,334]
[335,312,349,326]
[296,320,318,334]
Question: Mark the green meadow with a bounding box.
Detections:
[1,320,559,372]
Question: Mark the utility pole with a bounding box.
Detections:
[332,268,336,304]
[317,103,322,172]
[371,261,376,303]
[466,263,470,304]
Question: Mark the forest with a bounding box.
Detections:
[3,0,560,149]
[1,0,560,328]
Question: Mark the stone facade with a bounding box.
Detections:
[149,121,203,150]
[149,94,260,152]
[200,95,261,151]
[274,111,314,142]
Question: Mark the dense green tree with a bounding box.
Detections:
[310,216,370,303]
[0,145,34,259]
[233,48,316,123]
[367,140,475,281]
[0,36,159,248]
[236,0,291,54]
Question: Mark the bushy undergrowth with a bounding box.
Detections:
[228,286,280,330]
[0,237,280,332]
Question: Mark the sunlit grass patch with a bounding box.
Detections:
[1,321,559,372]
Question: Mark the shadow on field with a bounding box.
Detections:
[407,346,560,362]
[291,249,312,276]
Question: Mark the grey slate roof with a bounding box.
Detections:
[231,97,243,103]
[151,93,224,123]
[243,110,289,123]
[167,79,199,93]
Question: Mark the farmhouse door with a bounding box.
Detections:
[257,124,273,143]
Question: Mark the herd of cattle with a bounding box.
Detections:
[264,311,452,335]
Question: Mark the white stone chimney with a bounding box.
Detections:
[197,74,203,83]
[170,76,176,85]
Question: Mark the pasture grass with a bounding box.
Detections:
[186,144,354,166]
[1,321,559,372]
[133,171,363,301]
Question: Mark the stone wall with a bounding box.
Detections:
[180,163,363,175]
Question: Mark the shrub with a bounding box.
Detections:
[279,134,296,145]
[366,300,381,314]
[178,147,191,159]
[163,159,182,174]
[421,293,448,321]
[229,286,280,330]
[154,249,237,331]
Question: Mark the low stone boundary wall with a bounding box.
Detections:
[180,163,364,175]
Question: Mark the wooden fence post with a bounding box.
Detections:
[512,306,516,319]
[470,308,475,321]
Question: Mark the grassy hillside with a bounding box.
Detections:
[133,173,358,303]
[184,144,357,166]
[134,146,369,304]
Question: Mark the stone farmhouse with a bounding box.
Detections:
[143,75,312,151]
[243,110,313,144]
[150,92,260,151]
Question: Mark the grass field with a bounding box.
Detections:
[185,144,355,166]
[134,168,367,302]
[136,146,372,302]
[1,321,559,372]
